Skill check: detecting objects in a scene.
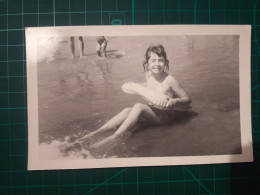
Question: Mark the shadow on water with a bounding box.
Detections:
[169,110,198,125]
[217,99,240,112]
[84,49,125,59]
[132,109,198,136]
[106,49,125,59]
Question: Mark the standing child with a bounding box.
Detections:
[82,44,191,148]
[96,36,109,57]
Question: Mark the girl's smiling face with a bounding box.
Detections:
[148,52,166,74]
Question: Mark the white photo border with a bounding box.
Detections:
[26,25,253,170]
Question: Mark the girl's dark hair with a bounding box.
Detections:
[143,44,169,73]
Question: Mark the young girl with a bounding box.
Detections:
[82,44,191,148]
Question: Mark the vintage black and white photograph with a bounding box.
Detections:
[26,25,253,170]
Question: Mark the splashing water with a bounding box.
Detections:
[37,37,59,63]
[39,137,94,160]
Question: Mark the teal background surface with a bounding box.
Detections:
[0,0,260,194]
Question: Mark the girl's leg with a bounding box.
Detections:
[79,108,131,141]
[90,103,161,148]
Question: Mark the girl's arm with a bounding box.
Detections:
[121,82,145,95]
[166,76,191,108]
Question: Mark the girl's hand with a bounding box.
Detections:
[150,96,169,108]
[165,98,178,108]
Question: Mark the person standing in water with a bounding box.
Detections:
[69,36,85,58]
[96,36,109,57]
[81,44,191,148]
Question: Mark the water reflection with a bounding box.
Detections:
[95,58,112,81]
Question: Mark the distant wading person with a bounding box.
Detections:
[69,36,85,58]
[96,36,109,57]
[81,44,191,148]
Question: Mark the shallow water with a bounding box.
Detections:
[37,35,241,159]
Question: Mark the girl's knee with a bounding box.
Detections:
[132,103,147,113]
[122,107,131,114]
